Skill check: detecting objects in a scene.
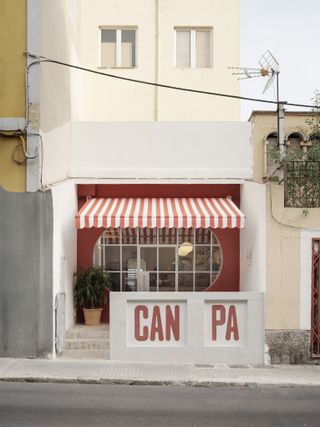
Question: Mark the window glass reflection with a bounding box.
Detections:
[159,247,175,271]
[195,246,210,271]
[140,247,157,271]
[159,273,175,292]
[178,273,193,292]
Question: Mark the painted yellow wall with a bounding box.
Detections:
[0,0,26,191]
[251,112,320,329]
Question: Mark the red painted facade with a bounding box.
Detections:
[77,184,241,323]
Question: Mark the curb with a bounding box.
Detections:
[1,376,320,388]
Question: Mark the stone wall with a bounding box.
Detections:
[266,330,311,364]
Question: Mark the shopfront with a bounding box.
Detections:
[76,184,244,301]
[73,183,265,363]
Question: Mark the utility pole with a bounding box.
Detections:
[276,72,287,181]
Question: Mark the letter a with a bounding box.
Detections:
[226,305,239,341]
[150,306,164,341]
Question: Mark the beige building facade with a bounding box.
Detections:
[250,111,320,363]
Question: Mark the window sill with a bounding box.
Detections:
[98,66,137,70]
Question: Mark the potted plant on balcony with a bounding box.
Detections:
[74,266,112,326]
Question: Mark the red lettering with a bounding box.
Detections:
[150,306,164,341]
[226,305,239,341]
[212,305,226,340]
[165,305,180,341]
[134,305,148,341]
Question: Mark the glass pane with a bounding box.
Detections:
[104,246,120,271]
[196,30,211,67]
[195,228,211,244]
[211,232,219,245]
[101,29,116,67]
[212,247,222,272]
[139,228,157,245]
[121,30,136,67]
[102,228,120,244]
[123,272,137,292]
[159,247,176,271]
[93,244,102,267]
[211,273,218,285]
[179,228,194,244]
[195,246,210,271]
[149,273,157,292]
[178,273,193,292]
[176,30,190,67]
[140,247,157,271]
[159,273,175,292]
[178,249,193,271]
[109,273,120,292]
[122,228,137,244]
[195,273,210,292]
[122,246,137,271]
[159,228,177,244]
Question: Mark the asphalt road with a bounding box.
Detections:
[0,382,319,426]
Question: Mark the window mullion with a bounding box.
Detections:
[116,29,121,67]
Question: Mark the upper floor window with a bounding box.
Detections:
[100,28,136,68]
[174,28,212,68]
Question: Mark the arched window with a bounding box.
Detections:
[265,132,278,176]
[93,228,223,292]
[287,132,303,155]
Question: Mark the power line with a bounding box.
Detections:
[26,52,319,110]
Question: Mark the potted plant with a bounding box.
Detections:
[74,266,113,326]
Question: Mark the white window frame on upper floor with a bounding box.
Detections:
[99,27,137,69]
[174,27,213,69]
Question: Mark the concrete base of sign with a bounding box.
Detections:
[110,292,264,364]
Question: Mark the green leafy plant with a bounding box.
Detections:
[74,267,113,309]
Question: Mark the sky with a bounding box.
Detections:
[240,0,320,120]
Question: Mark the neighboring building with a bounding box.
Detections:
[0,0,269,364]
[250,110,320,363]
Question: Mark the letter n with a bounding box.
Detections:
[165,305,180,341]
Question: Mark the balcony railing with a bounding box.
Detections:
[284,161,320,207]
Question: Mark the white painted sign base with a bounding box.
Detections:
[110,292,264,364]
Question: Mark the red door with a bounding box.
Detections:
[311,238,320,357]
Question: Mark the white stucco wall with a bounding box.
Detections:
[240,181,266,292]
[52,181,78,336]
[68,121,251,181]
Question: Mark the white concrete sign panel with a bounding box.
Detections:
[110,292,264,364]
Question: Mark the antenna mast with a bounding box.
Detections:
[229,50,286,175]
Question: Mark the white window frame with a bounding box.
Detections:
[93,228,223,292]
[174,27,212,68]
[99,27,137,68]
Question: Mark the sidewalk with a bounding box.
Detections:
[1,357,320,387]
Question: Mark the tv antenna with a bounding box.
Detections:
[229,50,286,166]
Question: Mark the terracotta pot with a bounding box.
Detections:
[83,308,103,326]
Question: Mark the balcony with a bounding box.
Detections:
[284,161,320,208]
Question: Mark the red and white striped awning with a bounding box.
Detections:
[76,197,245,229]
